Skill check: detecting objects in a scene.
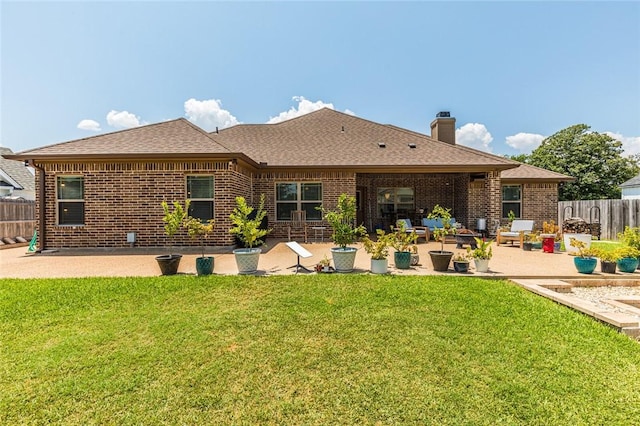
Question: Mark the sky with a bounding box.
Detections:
[1,1,639,157]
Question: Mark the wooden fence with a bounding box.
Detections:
[557,199,640,241]
[0,199,36,241]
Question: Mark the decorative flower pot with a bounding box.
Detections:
[453,261,469,273]
[370,258,388,274]
[522,242,533,251]
[196,256,214,275]
[429,251,453,272]
[474,258,489,273]
[394,251,412,269]
[574,257,597,274]
[233,248,261,274]
[410,253,420,266]
[155,254,182,275]
[617,257,639,273]
[600,260,617,274]
[331,247,358,272]
[554,242,561,252]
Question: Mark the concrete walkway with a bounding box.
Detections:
[0,239,623,279]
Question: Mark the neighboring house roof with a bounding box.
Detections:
[6,119,234,160]
[0,147,35,191]
[501,163,574,182]
[213,108,520,172]
[620,175,640,188]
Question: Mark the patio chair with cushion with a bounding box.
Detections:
[396,218,430,243]
[497,219,535,246]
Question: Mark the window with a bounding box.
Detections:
[276,182,322,221]
[187,176,214,221]
[502,185,522,218]
[377,187,414,216]
[57,176,84,225]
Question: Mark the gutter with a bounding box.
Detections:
[27,159,45,252]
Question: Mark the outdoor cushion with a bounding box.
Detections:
[397,219,429,243]
[421,217,456,231]
[497,220,535,246]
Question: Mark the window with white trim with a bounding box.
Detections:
[57,176,84,225]
[276,182,322,221]
[187,176,214,221]
[502,185,522,218]
[377,187,414,216]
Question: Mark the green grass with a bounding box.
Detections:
[1,275,639,425]
[590,240,623,252]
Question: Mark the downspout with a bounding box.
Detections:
[28,159,46,252]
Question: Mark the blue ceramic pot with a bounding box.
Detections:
[574,257,597,274]
[394,251,412,269]
[616,257,639,273]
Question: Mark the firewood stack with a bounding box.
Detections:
[562,217,591,234]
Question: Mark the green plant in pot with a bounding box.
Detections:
[362,229,393,274]
[390,221,416,270]
[467,237,493,272]
[593,247,619,274]
[156,200,189,275]
[318,193,367,272]
[569,237,598,274]
[184,215,215,276]
[427,204,455,271]
[229,194,272,274]
[618,226,640,270]
[614,245,640,273]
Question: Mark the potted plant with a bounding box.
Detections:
[318,193,367,272]
[315,255,332,273]
[522,233,534,251]
[452,252,470,273]
[569,237,598,274]
[614,246,640,273]
[184,215,215,275]
[427,205,455,271]
[618,226,640,269]
[594,248,619,274]
[229,194,271,274]
[467,237,493,272]
[390,221,416,270]
[410,244,420,266]
[156,200,189,275]
[362,229,393,274]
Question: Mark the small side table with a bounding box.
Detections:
[540,233,556,253]
[311,226,327,242]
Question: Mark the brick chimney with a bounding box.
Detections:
[430,111,456,145]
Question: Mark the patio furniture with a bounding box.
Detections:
[396,218,430,243]
[497,220,535,246]
[311,226,326,242]
[455,231,481,249]
[288,210,308,243]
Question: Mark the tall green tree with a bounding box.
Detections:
[529,124,639,201]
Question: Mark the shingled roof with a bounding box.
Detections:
[213,108,520,172]
[0,147,35,192]
[6,118,233,160]
[620,175,640,188]
[501,163,574,182]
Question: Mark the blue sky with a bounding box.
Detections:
[1,1,639,156]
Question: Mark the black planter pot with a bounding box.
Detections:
[155,254,182,275]
[453,261,469,273]
[429,251,453,272]
[196,256,214,275]
[600,260,617,274]
[522,242,533,251]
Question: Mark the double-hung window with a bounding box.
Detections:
[187,176,214,221]
[57,176,84,225]
[276,182,322,221]
[502,185,522,218]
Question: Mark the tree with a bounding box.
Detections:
[505,153,531,164]
[528,124,639,201]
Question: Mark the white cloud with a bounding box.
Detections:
[605,131,640,156]
[344,109,356,116]
[77,119,101,132]
[455,123,494,152]
[505,132,545,152]
[267,96,354,124]
[106,110,144,129]
[184,98,240,131]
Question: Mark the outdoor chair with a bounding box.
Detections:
[287,210,308,243]
[496,219,535,246]
[396,218,429,243]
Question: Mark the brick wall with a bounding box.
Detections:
[40,161,248,249]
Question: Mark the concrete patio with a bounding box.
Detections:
[0,239,627,280]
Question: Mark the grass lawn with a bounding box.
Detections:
[1,275,639,424]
